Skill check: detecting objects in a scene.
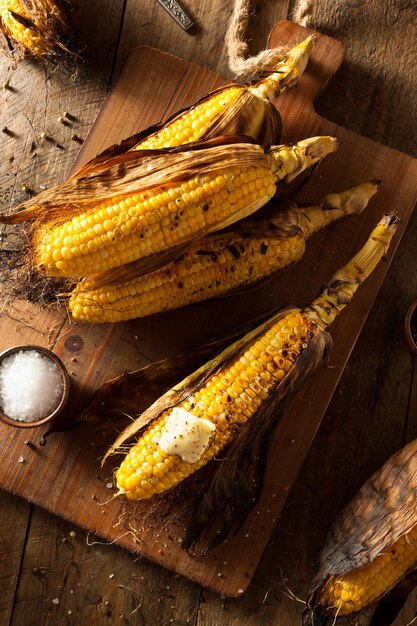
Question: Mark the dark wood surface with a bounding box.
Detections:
[1,1,417,624]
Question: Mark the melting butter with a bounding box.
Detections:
[158,407,216,464]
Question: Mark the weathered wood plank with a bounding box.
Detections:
[0,2,126,625]
[4,20,417,599]
[1,0,417,624]
[0,492,30,626]
[194,0,417,622]
[10,507,201,626]
[116,0,292,80]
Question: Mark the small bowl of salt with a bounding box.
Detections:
[0,345,70,428]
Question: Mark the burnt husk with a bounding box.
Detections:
[184,327,332,552]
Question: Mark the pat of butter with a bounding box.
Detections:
[158,407,216,464]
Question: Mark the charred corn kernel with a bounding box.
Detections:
[0,0,70,57]
[33,136,336,278]
[134,37,314,151]
[113,213,399,502]
[116,310,318,499]
[69,181,377,323]
[306,425,417,624]
[69,234,305,322]
[36,165,274,276]
[317,523,417,616]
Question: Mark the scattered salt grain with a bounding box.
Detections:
[52,598,60,605]
[0,350,64,422]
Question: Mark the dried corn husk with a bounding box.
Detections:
[95,305,331,550]
[0,135,332,285]
[0,0,74,59]
[305,438,417,625]
[0,136,266,226]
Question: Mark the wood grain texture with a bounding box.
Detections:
[0,0,417,624]
[1,18,417,601]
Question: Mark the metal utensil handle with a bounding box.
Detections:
[157,0,194,31]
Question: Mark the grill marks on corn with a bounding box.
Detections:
[70,232,305,322]
[69,181,379,323]
[36,165,276,276]
[116,311,316,499]
[318,524,417,615]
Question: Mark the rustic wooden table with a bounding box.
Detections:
[1,1,416,624]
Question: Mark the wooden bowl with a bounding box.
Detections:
[405,299,417,356]
[0,345,70,428]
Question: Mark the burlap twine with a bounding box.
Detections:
[226,0,312,79]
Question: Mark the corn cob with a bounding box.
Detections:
[68,181,379,323]
[0,0,72,58]
[1,135,337,278]
[305,439,417,624]
[114,213,399,502]
[133,36,314,151]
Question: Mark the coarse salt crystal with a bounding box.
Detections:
[0,350,64,422]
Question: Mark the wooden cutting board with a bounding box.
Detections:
[1,20,417,597]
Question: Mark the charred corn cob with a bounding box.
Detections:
[0,0,72,58]
[305,439,417,623]
[114,213,399,501]
[69,181,379,323]
[1,135,337,278]
[133,36,314,151]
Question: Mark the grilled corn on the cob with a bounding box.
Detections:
[0,0,72,57]
[114,213,399,502]
[69,181,379,323]
[1,135,337,278]
[133,36,314,151]
[305,438,417,623]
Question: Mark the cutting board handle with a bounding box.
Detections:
[268,20,344,120]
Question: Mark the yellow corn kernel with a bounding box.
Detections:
[69,233,305,322]
[0,0,69,57]
[137,87,242,150]
[115,310,316,499]
[132,37,314,151]
[317,524,417,615]
[34,136,336,278]
[36,163,275,277]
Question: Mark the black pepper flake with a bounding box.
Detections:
[260,242,268,255]
[202,203,209,212]
[281,349,288,357]
[177,282,184,289]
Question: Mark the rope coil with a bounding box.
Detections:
[226,0,312,79]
